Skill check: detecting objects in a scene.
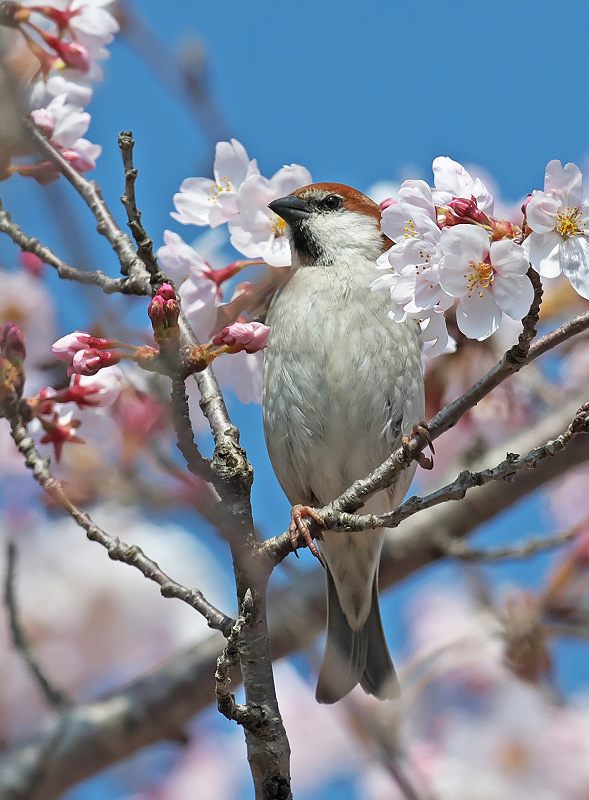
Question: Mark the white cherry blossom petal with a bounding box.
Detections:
[157,230,210,284]
[526,191,561,234]
[456,290,501,340]
[544,159,583,207]
[492,273,535,320]
[213,139,258,188]
[523,231,562,277]
[488,239,529,275]
[172,178,218,226]
[560,236,589,299]
[432,156,494,213]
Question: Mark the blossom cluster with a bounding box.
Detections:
[373,158,589,355]
[6,0,119,181]
[170,138,311,268]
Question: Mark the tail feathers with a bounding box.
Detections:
[315,570,399,704]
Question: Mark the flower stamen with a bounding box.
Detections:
[465,260,494,298]
[402,219,417,239]
[555,207,584,238]
[272,215,287,237]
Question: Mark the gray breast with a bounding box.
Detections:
[262,262,424,508]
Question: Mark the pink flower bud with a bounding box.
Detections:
[43,34,90,72]
[0,323,26,364]
[158,283,177,301]
[52,331,113,361]
[19,250,44,277]
[149,285,180,338]
[212,321,270,354]
[443,196,489,227]
[447,195,479,218]
[379,198,398,211]
[67,348,121,377]
[147,295,165,324]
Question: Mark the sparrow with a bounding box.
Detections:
[262,183,425,703]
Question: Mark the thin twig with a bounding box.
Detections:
[4,541,70,707]
[3,401,234,636]
[117,130,161,282]
[440,525,583,561]
[261,310,589,564]
[24,119,150,284]
[0,200,146,295]
[2,396,588,800]
[170,377,214,482]
[296,400,589,534]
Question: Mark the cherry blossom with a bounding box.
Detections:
[30,93,89,146]
[157,230,212,285]
[523,160,589,299]
[212,321,270,353]
[39,409,84,460]
[171,139,259,228]
[439,225,533,340]
[0,507,229,742]
[68,347,121,376]
[52,330,112,360]
[419,310,456,358]
[0,269,56,376]
[228,164,312,267]
[432,156,495,214]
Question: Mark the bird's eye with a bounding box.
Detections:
[321,194,343,211]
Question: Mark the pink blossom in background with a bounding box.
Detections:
[0,269,56,379]
[0,507,230,743]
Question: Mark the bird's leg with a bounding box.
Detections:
[402,421,435,470]
[289,505,325,560]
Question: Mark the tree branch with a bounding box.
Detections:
[3,401,233,635]
[3,541,70,708]
[169,377,214,483]
[24,119,150,284]
[2,396,587,800]
[215,591,269,732]
[21,122,294,797]
[275,400,589,535]
[0,201,145,294]
[117,130,162,282]
[261,309,589,563]
[439,525,583,561]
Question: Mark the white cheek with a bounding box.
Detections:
[305,211,382,264]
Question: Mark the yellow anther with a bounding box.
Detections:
[555,207,584,238]
[466,260,494,297]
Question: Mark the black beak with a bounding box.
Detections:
[268,195,310,224]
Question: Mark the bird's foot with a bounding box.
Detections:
[402,421,435,470]
[289,505,325,560]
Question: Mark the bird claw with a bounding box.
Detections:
[402,421,435,470]
[289,505,325,560]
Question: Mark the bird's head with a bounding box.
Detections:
[268,182,391,267]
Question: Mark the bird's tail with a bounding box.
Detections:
[315,568,400,704]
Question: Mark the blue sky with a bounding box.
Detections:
[2,2,589,797]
